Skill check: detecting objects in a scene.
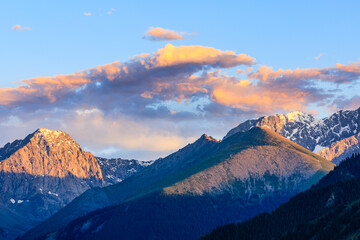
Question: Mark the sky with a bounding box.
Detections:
[1,0,360,160]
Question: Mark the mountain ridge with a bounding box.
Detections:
[224,108,360,161]
[23,127,334,240]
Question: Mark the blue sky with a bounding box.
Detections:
[1,1,360,160]
[2,0,359,85]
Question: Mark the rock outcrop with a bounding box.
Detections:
[317,132,360,165]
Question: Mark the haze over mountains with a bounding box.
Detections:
[0,107,359,239]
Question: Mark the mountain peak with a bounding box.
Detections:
[36,128,63,134]
[199,134,219,143]
[0,128,102,179]
[34,128,68,140]
[285,111,308,122]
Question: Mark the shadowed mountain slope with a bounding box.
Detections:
[201,153,360,240]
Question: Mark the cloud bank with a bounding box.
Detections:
[0,44,359,160]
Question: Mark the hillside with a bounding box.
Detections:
[201,152,360,240]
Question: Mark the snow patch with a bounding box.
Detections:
[313,145,325,153]
[286,111,303,122]
[48,191,59,197]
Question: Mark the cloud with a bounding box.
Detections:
[0,107,196,161]
[12,25,31,31]
[237,67,253,74]
[0,44,359,159]
[248,63,360,84]
[0,45,358,117]
[0,44,255,108]
[143,27,194,41]
[83,12,92,16]
[331,95,360,111]
[314,53,325,60]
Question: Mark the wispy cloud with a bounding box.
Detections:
[237,67,253,74]
[314,53,325,60]
[83,12,92,16]
[107,8,116,15]
[12,25,31,31]
[143,27,195,41]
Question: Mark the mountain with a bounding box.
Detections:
[96,157,154,185]
[22,133,220,240]
[224,108,360,156]
[23,127,334,240]
[201,152,360,240]
[0,128,148,240]
[317,132,360,165]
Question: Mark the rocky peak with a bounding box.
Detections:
[224,107,360,153]
[285,111,314,123]
[0,128,105,239]
[0,128,102,179]
[199,134,219,143]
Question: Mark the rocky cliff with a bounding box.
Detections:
[318,132,360,165]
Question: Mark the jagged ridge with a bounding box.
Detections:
[224,108,360,154]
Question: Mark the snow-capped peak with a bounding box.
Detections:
[285,111,312,122]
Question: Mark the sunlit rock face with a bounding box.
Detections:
[0,128,104,239]
[0,128,151,240]
[318,132,360,165]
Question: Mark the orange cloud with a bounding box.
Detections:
[210,78,307,113]
[248,66,321,83]
[150,44,255,68]
[0,45,254,108]
[0,73,90,106]
[144,27,192,41]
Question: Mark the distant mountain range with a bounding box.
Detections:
[1,107,359,240]
[0,129,151,240]
[22,127,333,240]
